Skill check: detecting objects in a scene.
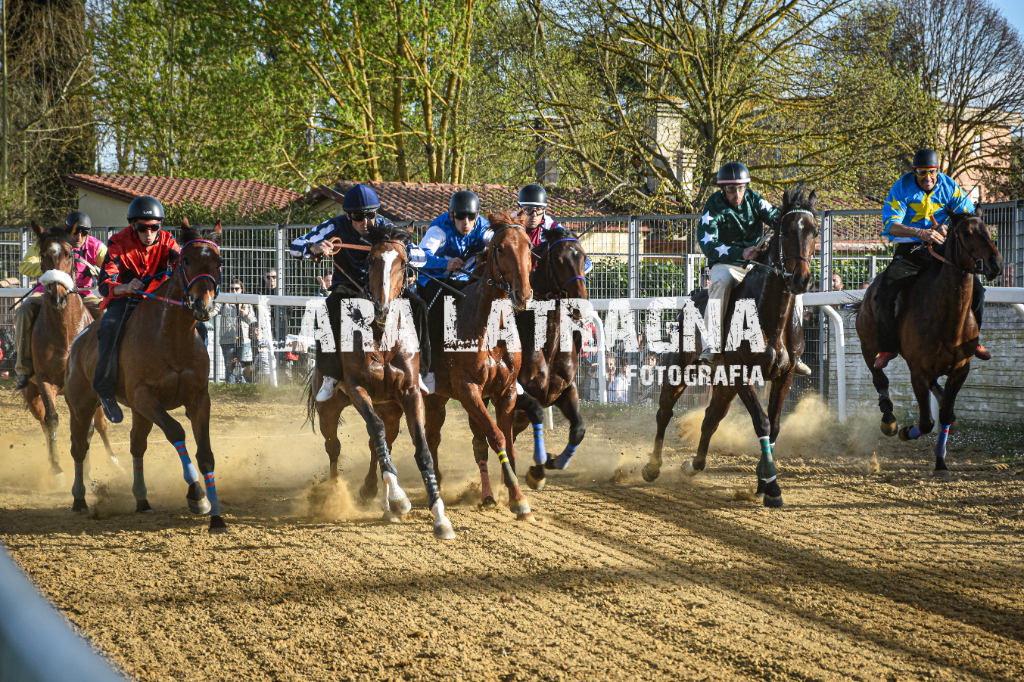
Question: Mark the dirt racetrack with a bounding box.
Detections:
[2,383,1024,682]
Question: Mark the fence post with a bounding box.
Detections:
[819,211,832,402]
[628,215,640,300]
[685,255,694,295]
[1017,199,1024,288]
[19,226,28,288]
[869,255,877,281]
[213,315,222,383]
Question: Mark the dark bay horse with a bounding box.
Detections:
[423,211,535,518]
[642,187,820,507]
[65,220,227,533]
[856,209,1002,476]
[478,225,589,491]
[21,224,118,483]
[306,225,455,539]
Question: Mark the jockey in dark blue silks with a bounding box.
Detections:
[872,148,986,369]
[289,184,430,401]
[416,190,492,291]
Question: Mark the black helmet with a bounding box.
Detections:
[127,196,165,222]
[912,149,939,168]
[517,183,548,207]
[64,211,92,232]
[342,184,380,212]
[449,190,480,215]
[716,162,750,185]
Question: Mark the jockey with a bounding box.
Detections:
[696,162,811,376]
[290,184,430,402]
[416,190,492,290]
[516,183,593,275]
[873,148,983,369]
[14,211,107,390]
[94,196,180,423]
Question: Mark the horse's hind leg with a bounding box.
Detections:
[870,366,898,436]
[38,381,63,483]
[547,383,585,470]
[67,401,94,514]
[424,395,448,492]
[92,408,122,470]
[518,394,550,490]
[933,362,971,478]
[736,383,782,508]
[644,365,687,482]
[899,373,936,442]
[188,391,227,533]
[468,416,495,508]
[318,393,346,480]
[687,385,737,476]
[129,415,154,514]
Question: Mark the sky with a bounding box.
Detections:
[989,0,1024,37]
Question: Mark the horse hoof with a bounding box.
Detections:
[509,499,532,516]
[763,480,783,508]
[683,460,704,477]
[526,467,546,491]
[434,522,456,540]
[135,500,153,514]
[516,513,537,523]
[479,496,497,510]
[187,495,212,515]
[382,510,402,524]
[641,464,661,482]
[71,498,88,514]
[763,494,784,508]
[358,486,377,506]
[208,516,229,534]
[932,469,952,479]
[755,479,766,499]
[54,472,67,489]
[948,419,958,436]
[881,417,898,437]
[389,496,413,516]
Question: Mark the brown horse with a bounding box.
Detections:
[423,210,535,518]
[642,187,820,507]
[65,220,227,533]
[21,224,118,483]
[306,225,455,539]
[856,209,1002,475]
[478,225,589,491]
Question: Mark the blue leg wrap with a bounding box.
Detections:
[935,424,950,459]
[554,443,579,470]
[532,423,547,465]
[908,426,922,440]
[203,472,222,516]
[174,441,200,484]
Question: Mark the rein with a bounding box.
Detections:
[927,217,984,274]
[137,238,222,309]
[747,208,815,280]
[485,223,527,295]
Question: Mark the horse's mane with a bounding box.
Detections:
[541,225,574,242]
[488,209,527,230]
[367,223,414,244]
[180,225,223,246]
[35,226,74,249]
[781,184,817,214]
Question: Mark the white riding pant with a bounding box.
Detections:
[706,263,748,353]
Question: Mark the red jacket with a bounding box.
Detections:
[98,228,180,309]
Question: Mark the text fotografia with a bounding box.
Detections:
[631,363,765,387]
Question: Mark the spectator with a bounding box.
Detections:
[316,273,333,295]
[219,279,254,383]
[259,268,278,296]
[832,273,844,291]
[640,352,659,402]
[607,356,628,403]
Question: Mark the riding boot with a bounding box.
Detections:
[972,275,985,329]
[316,289,348,382]
[874,244,930,354]
[93,297,137,424]
[403,289,431,375]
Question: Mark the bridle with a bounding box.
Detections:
[927,216,985,274]
[538,235,586,300]
[367,239,411,321]
[751,208,815,281]
[136,238,222,309]
[485,223,528,296]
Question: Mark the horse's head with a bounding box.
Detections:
[776,186,820,294]
[32,221,76,310]
[367,224,413,325]
[535,226,588,306]
[948,210,1003,281]
[177,218,223,321]
[485,210,533,310]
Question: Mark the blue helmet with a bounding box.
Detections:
[342,184,381,212]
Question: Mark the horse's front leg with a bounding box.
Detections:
[38,380,63,482]
[348,384,410,520]
[899,372,936,442]
[644,352,688,482]
[688,384,737,477]
[735,383,782,508]
[761,374,795,499]
[518,393,550,490]
[189,391,227,533]
[546,382,586,471]
[933,362,971,478]
[493,387,533,521]
[397,385,454,540]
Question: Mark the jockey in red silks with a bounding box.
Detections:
[515,184,592,275]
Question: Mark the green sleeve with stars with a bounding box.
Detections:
[698,193,748,267]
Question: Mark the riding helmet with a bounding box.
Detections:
[342,184,381,212]
[64,210,92,232]
[517,184,548,207]
[912,148,940,168]
[449,190,480,215]
[716,162,751,185]
[127,196,165,222]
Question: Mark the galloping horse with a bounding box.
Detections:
[21,223,118,483]
[423,210,535,518]
[306,225,455,539]
[65,220,227,533]
[856,209,1002,475]
[477,225,589,491]
[642,187,820,507]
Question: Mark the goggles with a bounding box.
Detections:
[914,168,938,178]
[133,221,162,233]
[722,184,747,195]
[519,205,546,216]
[346,210,377,222]
[452,212,478,221]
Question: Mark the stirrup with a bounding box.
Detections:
[697,349,719,366]
[316,376,338,402]
[15,374,31,390]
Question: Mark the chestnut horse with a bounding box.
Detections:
[642,187,820,507]
[21,224,118,483]
[856,209,1002,476]
[423,210,535,518]
[306,225,455,539]
[65,220,227,533]
[479,225,589,491]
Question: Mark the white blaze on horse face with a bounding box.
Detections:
[379,249,400,308]
[48,242,63,259]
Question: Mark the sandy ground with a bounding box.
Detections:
[2,384,1024,682]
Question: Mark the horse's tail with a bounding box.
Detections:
[303,365,318,432]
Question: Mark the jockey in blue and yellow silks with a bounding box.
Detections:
[872,148,987,369]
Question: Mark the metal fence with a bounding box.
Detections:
[2,203,1022,397]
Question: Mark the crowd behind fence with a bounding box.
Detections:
[2,202,1021,406]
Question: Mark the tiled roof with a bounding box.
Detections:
[64,174,302,212]
[301,180,615,221]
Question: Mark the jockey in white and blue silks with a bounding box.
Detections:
[416,190,492,290]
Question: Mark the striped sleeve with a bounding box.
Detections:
[289,219,337,259]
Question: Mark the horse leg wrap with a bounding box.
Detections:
[908,426,921,440]
[131,458,148,502]
[532,424,547,466]
[71,461,86,501]
[376,445,398,477]
[477,459,494,500]
[496,450,520,489]
[757,437,777,481]
[935,424,950,461]
[203,472,222,517]
[174,441,200,484]
[421,469,441,509]
[553,443,579,470]
[381,471,411,515]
